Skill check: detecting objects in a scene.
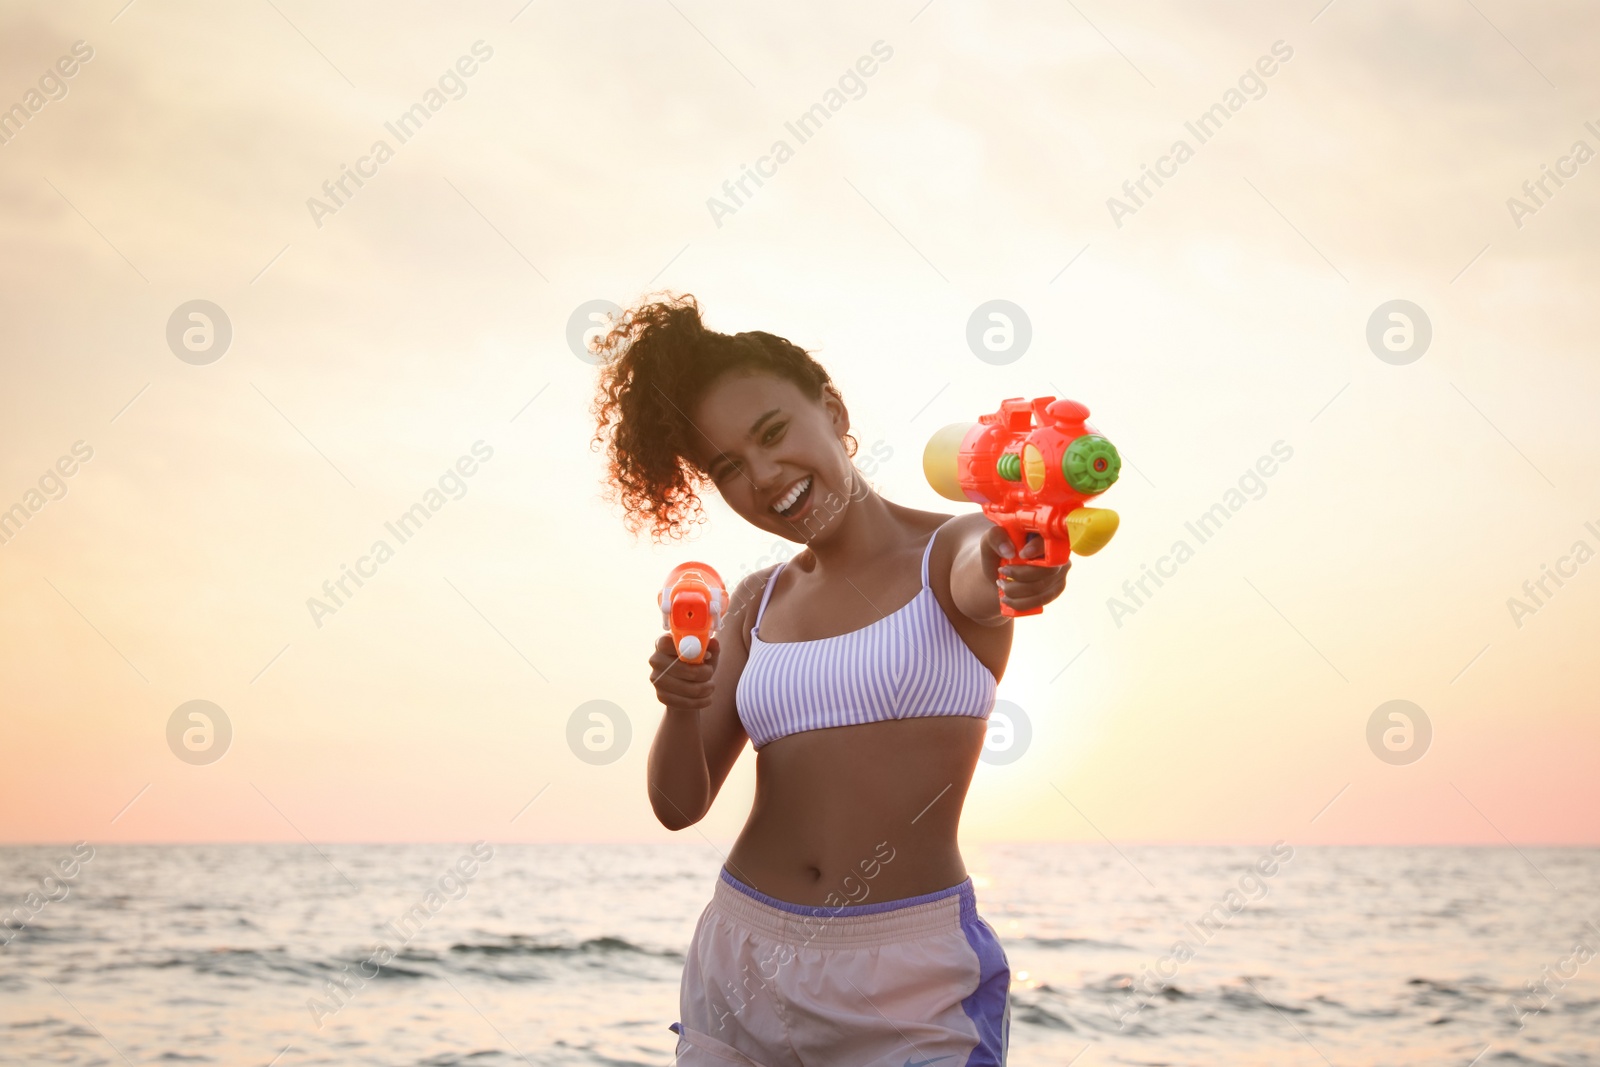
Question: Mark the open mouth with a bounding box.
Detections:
[772,476,814,520]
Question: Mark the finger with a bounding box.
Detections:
[1006,573,1064,598]
[656,683,714,704]
[1000,560,1069,580]
[999,578,1054,606]
[677,659,716,681]
[998,583,1043,607]
[1018,532,1044,559]
[654,684,714,708]
[997,563,1039,586]
[1007,569,1069,596]
[653,656,714,683]
[998,569,1066,602]
[982,524,1019,559]
[658,692,713,711]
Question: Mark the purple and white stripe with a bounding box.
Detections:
[735,521,998,750]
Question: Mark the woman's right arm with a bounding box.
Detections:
[645,567,772,830]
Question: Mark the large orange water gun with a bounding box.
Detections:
[659,562,727,663]
[923,396,1121,617]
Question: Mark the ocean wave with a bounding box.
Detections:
[1015,935,1135,950]
[151,947,327,981]
[448,934,682,960]
[1219,980,1310,1014]
[1009,998,1076,1030]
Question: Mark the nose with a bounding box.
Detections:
[747,453,786,491]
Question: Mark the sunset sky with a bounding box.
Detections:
[2,0,1595,846]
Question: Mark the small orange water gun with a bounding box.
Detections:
[659,562,727,663]
[923,396,1121,617]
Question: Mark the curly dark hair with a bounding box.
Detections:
[588,292,859,543]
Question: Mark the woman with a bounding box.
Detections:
[589,293,1071,1066]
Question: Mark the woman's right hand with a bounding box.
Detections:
[649,634,719,712]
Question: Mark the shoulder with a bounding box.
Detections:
[924,511,1002,612]
[726,562,784,655]
[889,505,961,544]
[921,512,978,585]
[930,511,990,551]
[924,511,1015,665]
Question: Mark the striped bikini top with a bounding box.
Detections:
[735,519,999,750]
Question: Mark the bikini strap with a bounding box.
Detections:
[921,518,956,588]
[752,562,786,636]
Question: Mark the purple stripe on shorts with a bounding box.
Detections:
[719,866,977,920]
[958,912,1011,1065]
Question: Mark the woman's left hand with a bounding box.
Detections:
[983,527,1071,614]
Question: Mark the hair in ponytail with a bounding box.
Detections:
[588,292,857,542]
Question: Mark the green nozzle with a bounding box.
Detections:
[1062,435,1120,493]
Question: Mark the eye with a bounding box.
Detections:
[710,424,783,480]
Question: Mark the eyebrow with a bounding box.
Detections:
[708,408,783,475]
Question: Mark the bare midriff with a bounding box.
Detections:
[722,715,988,907]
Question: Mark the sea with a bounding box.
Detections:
[1,843,1596,1066]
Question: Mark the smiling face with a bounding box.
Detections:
[688,370,856,539]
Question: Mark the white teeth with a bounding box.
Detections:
[772,476,811,514]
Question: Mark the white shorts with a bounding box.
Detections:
[670,867,1011,1066]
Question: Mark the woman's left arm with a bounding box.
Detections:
[949,515,1072,623]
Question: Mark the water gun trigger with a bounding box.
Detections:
[1065,507,1119,556]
